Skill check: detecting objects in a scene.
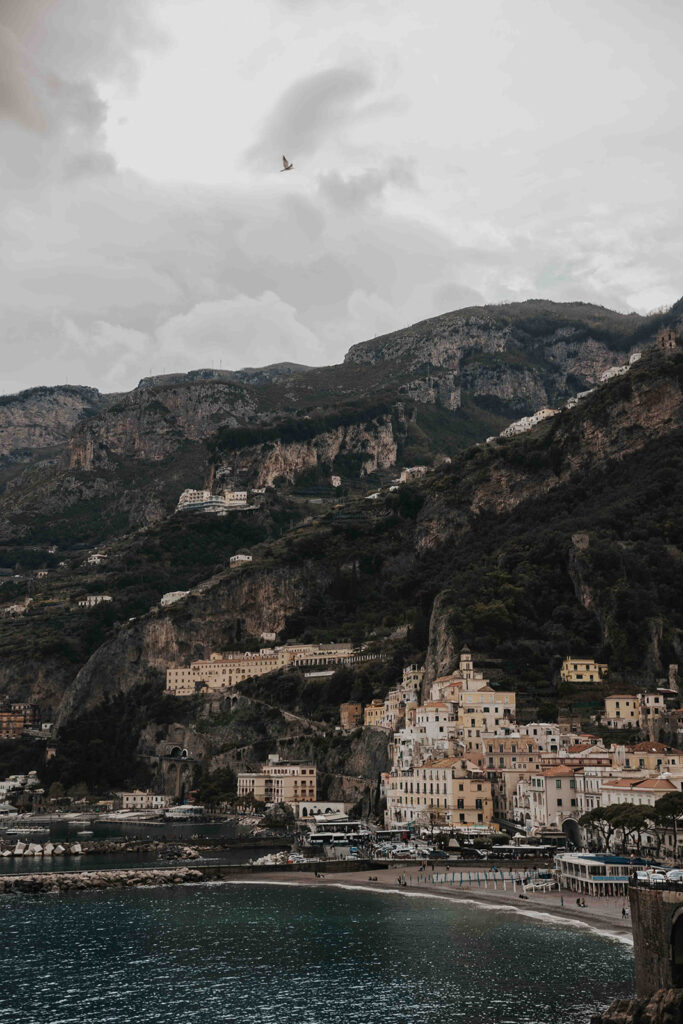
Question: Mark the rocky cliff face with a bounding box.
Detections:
[56,561,333,726]
[69,380,257,470]
[417,337,683,683]
[344,300,678,414]
[591,988,683,1024]
[0,385,104,461]
[216,415,400,487]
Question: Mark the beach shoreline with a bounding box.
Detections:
[220,866,634,943]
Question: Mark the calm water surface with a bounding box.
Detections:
[1,882,633,1024]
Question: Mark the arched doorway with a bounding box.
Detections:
[562,818,581,850]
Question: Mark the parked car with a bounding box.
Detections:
[666,869,683,882]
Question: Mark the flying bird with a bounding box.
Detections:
[281,155,293,172]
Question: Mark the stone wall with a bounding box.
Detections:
[629,885,683,998]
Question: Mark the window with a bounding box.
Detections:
[556,780,562,789]
[557,798,562,807]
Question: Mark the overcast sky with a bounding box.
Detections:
[1,0,681,394]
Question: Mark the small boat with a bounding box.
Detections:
[76,830,94,837]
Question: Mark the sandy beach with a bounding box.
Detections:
[224,866,634,942]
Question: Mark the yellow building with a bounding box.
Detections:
[603,695,640,729]
[166,643,364,695]
[561,657,607,684]
[363,699,385,727]
[383,757,493,827]
[237,757,317,806]
[616,742,683,773]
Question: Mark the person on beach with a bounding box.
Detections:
[560,896,564,907]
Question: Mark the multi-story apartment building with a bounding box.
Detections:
[237,758,317,807]
[474,735,541,773]
[573,765,648,816]
[429,649,515,741]
[402,664,425,691]
[518,723,562,753]
[0,702,41,739]
[613,741,683,773]
[391,702,459,769]
[513,766,579,830]
[380,681,420,729]
[176,489,249,514]
[560,657,608,684]
[383,757,493,828]
[600,775,681,809]
[603,695,640,729]
[363,699,386,727]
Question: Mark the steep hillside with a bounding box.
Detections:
[50,332,682,716]
[28,331,683,793]
[1,299,678,551]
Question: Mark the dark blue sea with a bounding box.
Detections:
[0,880,633,1024]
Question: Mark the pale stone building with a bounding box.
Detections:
[166,643,365,695]
[118,790,172,810]
[237,757,317,807]
[603,694,640,729]
[560,657,608,684]
[383,757,493,828]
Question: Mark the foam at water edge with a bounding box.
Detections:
[208,879,634,947]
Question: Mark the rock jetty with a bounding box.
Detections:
[0,867,204,894]
[0,839,201,860]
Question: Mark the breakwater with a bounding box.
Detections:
[1,866,204,894]
[0,838,201,860]
[0,857,558,894]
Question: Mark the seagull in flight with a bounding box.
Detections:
[281,155,294,172]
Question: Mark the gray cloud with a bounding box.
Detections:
[1,0,682,395]
[246,65,375,168]
[318,157,416,210]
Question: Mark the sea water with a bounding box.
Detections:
[0,882,633,1024]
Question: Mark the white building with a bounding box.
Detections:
[399,466,428,483]
[160,591,190,607]
[118,790,172,810]
[599,775,681,809]
[499,407,558,439]
[176,489,249,514]
[518,723,562,753]
[513,766,579,830]
[230,554,253,565]
[555,852,635,896]
[78,595,113,608]
[1,600,32,617]
[87,553,107,565]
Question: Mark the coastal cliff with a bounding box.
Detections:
[0,385,105,461]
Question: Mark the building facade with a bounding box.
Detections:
[237,758,317,807]
[383,757,493,827]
